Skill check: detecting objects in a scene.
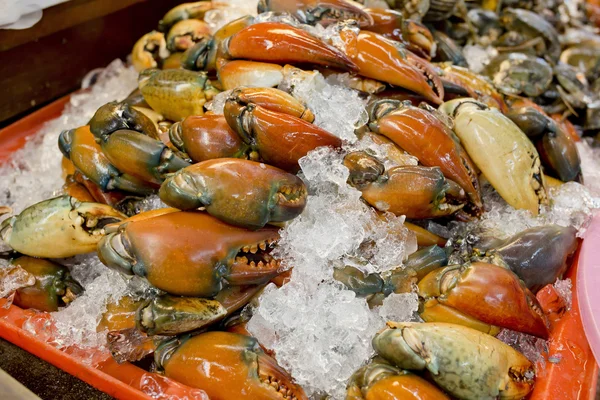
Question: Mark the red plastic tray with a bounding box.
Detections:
[0,93,597,400]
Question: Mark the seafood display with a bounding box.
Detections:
[1,0,600,399]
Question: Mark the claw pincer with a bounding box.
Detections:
[155,331,307,400]
[11,256,82,312]
[160,159,307,229]
[1,195,125,258]
[418,261,549,338]
[373,322,535,400]
[224,94,342,172]
[98,210,281,297]
[169,114,250,162]
[221,22,358,72]
[341,30,444,104]
[439,98,548,215]
[344,151,466,219]
[59,125,155,195]
[368,100,482,215]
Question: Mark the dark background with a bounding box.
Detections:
[0,0,183,128]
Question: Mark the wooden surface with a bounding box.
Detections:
[0,0,182,126]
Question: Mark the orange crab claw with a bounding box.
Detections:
[418,262,550,338]
[169,115,250,163]
[362,8,435,60]
[341,30,443,104]
[224,101,342,172]
[229,87,315,122]
[155,332,308,400]
[368,100,482,215]
[98,211,281,297]
[344,152,466,219]
[223,22,358,72]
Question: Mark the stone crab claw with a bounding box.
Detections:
[11,256,83,312]
[257,0,374,26]
[228,87,315,123]
[165,19,211,53]
[220,22,358,72]
[362,8,436,60]
[96,129,190,186]
[224,97,342,172]
[373,322,535,400]
[417,261,549,338]
[1,195,125,258]
[368,99,482,216]
[344,151,466,219]
[507,106,582,183]
[97,210,282,297]
[59,126,156,196]
[346,356,450,400]
[439,98,548,215]
[155,332,308,400]
[136,285,265,336]
[169,114,252,162]
[482,225,579,293]
[340,29,444,104]
[160,159,307,229]
[131,31,169,72]
[89,102,162,141]
[138,68,220,121]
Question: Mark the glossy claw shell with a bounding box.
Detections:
[1,195,125,258]
[373,322,535,400]
[440,99,548,215]
[159,159,307,229]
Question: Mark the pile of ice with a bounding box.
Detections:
[248,77,419,398]
[204,0,259,33]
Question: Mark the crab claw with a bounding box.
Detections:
[507,107,582,183]
[97,210,281,297]
[368,99,482,215]
[138,69,220,121]
[228,87,315,123]
[490,225,579,293]
[224,100,342,172]
[137,295,227,336]
[155,332,308,400]
[58,126,156,196]
[347,357,450,400]
[160,159,307,229]
[362,9,436,60]
[344,152,466,219]
[373,322,535,400]
[99,129,190,186]
[169,115,251,162]
[418,262,549,338]
[439,99,548,215]
[258,0,373,26]
[165,19,211,52]
[131,31,169,72]
[218,60,285,90]
[89,101,162,140]
[1,195,125,258]
[11,256,82,312]
[222,22,358,72]
[342,30,443,104]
